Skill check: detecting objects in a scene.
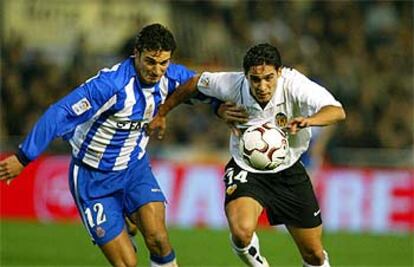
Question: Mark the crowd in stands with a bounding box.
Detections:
[2,1,412,159]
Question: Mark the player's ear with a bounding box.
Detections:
[133,48,140,57]
[276,66,282,76]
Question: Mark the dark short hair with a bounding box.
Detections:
[135,23,176,54]
[243,43,282,74]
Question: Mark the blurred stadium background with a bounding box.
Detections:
[0,0,413,266]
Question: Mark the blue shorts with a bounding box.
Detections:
[68,155,166,245]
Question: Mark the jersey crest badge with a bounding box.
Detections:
[72,97,92,115]
[226,184,237,195]
[95,226,106,238]
[275,112,288,128]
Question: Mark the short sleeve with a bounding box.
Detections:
[197,72,243,102]
[285,69,342,116]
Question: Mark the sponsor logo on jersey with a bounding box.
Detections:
[71,97,92,115]
[116,120,148,131]
[275,112,288,128]
[226,184,238,195]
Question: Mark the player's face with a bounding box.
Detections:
[247,64,281,104]
[134,49,171,85]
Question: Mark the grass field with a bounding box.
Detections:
[1,220,413,267]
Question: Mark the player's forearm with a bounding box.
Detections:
[158,75,200,117]
[307,105,346,126]
[18,104,69,162]
[19,117,56,163]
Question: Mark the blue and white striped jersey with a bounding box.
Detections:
[19,57,195,171]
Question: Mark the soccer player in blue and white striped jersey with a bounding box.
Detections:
[0,23,245,267]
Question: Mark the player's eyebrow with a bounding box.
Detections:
[145,56,171,65]
[250,73,275,80]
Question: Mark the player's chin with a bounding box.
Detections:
[258,97,271,103]
[144,76,161,84]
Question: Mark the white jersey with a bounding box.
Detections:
[197,67,342,173]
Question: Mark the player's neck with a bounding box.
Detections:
[258,101,268,109]
[252,95,269,109]
[137,77,156,88]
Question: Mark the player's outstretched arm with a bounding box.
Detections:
[0,155,24,185]
[287,105,346,135]
[148,75,200,139]
[158,75,201,117]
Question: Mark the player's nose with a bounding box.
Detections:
[153,64,165,76]
[257,81,268,92]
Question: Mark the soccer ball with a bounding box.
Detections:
[240,122,289,170]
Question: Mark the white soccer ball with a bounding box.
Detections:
[240,122,289,170]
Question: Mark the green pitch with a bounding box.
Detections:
[1,220,413,266]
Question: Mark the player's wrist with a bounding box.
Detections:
[302,116,315,127]
[14,148,31,166]
[210,99,223,118]
[157,104,169,117]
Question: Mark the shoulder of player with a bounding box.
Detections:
[195,71,243,101]
[280,66,311,90]
[281,66,306,81]
[201,71,245,87]
[87,57,135,91]
[165,63,194,80]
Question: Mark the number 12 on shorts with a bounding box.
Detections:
[225,168,248,185]
[84,202,107,228]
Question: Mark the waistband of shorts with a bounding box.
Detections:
[71,157,102,172]
[71,153,150,173]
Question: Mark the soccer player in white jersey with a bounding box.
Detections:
[149,43,346,267]
[0,23,246,267]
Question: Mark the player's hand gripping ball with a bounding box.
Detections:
[240,123,289,170]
